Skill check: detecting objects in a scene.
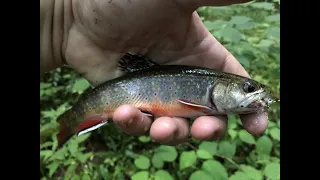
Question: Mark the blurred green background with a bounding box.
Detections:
[40,1,280,179]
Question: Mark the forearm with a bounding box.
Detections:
[40,0,73,74]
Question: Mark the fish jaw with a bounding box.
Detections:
[237,89,275,114]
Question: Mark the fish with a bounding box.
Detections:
[56,52,275,148]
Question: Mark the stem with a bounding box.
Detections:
[184,142,241,170]
[214,154,241,170]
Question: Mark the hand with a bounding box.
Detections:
[40,0,268,145]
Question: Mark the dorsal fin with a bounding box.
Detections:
[118,52,159,73]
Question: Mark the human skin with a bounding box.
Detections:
[40,0,268,145]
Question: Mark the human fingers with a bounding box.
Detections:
[240,112,268,135]
[190,116,227,141]
[150,117,189,145]
[113,105,153,136]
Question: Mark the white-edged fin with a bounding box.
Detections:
[77,121,108,137]
[141,112,153,117]
[176,99,212,111]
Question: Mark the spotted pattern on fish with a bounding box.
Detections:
[56,63,273,148]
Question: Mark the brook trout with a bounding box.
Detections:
[56,53,274,148]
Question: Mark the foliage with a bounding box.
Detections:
[40,1,280,179]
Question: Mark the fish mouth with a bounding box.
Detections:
[239,89,274,110]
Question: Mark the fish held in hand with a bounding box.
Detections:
[56,53,275,148]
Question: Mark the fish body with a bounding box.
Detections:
[56,53,274,147]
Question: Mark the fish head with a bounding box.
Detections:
[211,77,274,114]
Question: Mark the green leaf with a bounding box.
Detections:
[49,148,67,161]
[270,157,280,163]
[40,142,53,150]
[239,130,256,144]
[240,165,263,180]
[256,136,273,156]
[40,83,51,89]
[68,140,78,156]
[155,170,174,180]
[202,160,228,180]
[154,145,178,162]
[204,20,229,31]
[270,128,280,141]
[277,121,280,128]
[218,141,236,158]
[190,170,212,180]
[267,121,277,128]
[267,27,280,39]
[152,154,164,169]
[179,150,197,170]
[266,14,280,22]
[138,136,151,143]
[197,149,212,159]
[230,171,250,180]
[228,129,238,140]
[75,133,91,143]
[72,79,90,93]
[229,16,251,25]
[234,54,250,68]
[99,165,109,179]
[250,2,275,10]
[199,141,218,155]
[47,161,60,177]
[64,164,78,179]
[77,152,93,163]
[237,22,255,30]
[70,175,81,180]
[40,150,53,161]
[229,122,237,129]
[131,171,149,180]
[264,163,280,180]
[81,174,90,180]
[134,155,150,170]
[258,39,275,48]
[215,27,243,44]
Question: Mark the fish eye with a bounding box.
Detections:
[243,81,257,93]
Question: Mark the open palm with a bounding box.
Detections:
[45,0,268,145]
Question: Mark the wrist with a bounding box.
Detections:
[40,0,73,73]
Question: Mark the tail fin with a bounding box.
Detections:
[56,110,74,149]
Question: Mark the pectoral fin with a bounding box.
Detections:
[76,117,108,137]
[140,110,153,117]
[177,99,213,113]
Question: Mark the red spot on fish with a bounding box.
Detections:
[168,87,172,90]
[122,85,126,88]
[76,117,105,135]
[154,93,157,96]
[106,102,109,105]
[107,88,111,90]
[126,96,128,99]
[174,92,177,94]
[107,94,110,97]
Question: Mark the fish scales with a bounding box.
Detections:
[55,53,275,148]
[71,66,220,122]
